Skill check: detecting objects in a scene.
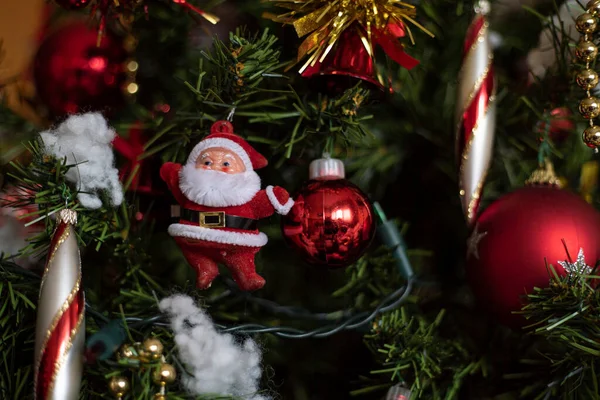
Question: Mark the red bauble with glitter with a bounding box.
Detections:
[34,22,127,117]
[282,157,375,267]
[466,185,600,327]
[54,0,91,9]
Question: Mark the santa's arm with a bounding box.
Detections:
[248,187,294,219]
[159,162,188,205]
[265,186,294,215]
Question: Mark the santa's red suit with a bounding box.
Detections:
[160,123,293,291]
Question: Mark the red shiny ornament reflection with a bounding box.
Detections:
[54,0,91,9]
[466,186,600,327]
[34,22,127,117]
[282,179,375,267]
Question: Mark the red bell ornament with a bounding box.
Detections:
[281,157,375,267]
[466,185,600,327]
[301,25,386,92]
[34,22,127,117]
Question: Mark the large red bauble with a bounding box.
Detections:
[466,186,600,327]
[281,179,375,267]
[34,22,127,117]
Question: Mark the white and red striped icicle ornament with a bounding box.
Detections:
[34,209,84,400]
[456,0,496,226]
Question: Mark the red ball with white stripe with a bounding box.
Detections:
[161,121,293,291]
[456,0,496,227]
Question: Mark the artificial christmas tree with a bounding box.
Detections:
[3,0,600,399]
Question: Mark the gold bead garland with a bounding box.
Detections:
[109,337,177,399]
[108,376,131,400]
[575,2,600,149]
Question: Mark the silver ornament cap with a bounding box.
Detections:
[309,155,345,180]
[386,384,412,400]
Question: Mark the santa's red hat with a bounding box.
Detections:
[186,121,268,170]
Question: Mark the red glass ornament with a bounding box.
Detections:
[54,0,91,9]
[537,107,575,142]
[466,186,600,327]
[282,158,375,267]
[34,22,127,117]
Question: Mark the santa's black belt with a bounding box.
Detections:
[180,209,258,230]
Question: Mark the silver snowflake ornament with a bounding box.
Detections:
[467,223,488,260]
[558,248,593,275]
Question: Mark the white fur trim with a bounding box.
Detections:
[178,165,261,207]
[266,185,294,215]
[168,224,268,247]
[187,138,253,170]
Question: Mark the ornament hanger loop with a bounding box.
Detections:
[210,120,235,134]
[227,107,236,122]
[60,183,71,207]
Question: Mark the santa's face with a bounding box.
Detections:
[179,147,261,207]
[195,147,246,174]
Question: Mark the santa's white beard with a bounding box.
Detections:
[179,164,261,207]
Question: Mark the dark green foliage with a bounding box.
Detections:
[515,263,600,399]
[0,260,37,400]
[363,308,479,400]
[144,29,374,166]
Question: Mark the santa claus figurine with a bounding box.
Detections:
[160,121,294,291]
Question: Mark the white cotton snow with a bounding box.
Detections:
[159,295,271,400]
[39,113,123,209]
[526,0,583,80]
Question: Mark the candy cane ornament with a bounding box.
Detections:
[456,0,496,227]
[34,209,84,400]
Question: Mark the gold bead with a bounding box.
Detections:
[142,338,164,361]
[584,125,600,148]
[579,96,600,118]
[126,60,139,72]
[118,344,137,360]
[152,363,177,385]
[576,40,599,62]
[577,13,598,33]
[125,82,139,95]
[108,376,130,397]
[153,394,166,400]
[588,1,600,16]
[577,69,600,90]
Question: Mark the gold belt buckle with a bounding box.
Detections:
[199,211,226,228]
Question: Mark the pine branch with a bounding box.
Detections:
[362,307,479,400]
[143,29,375,165]
[515,262,600,399]
[0,259,38,400]
[2,139,127,257]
